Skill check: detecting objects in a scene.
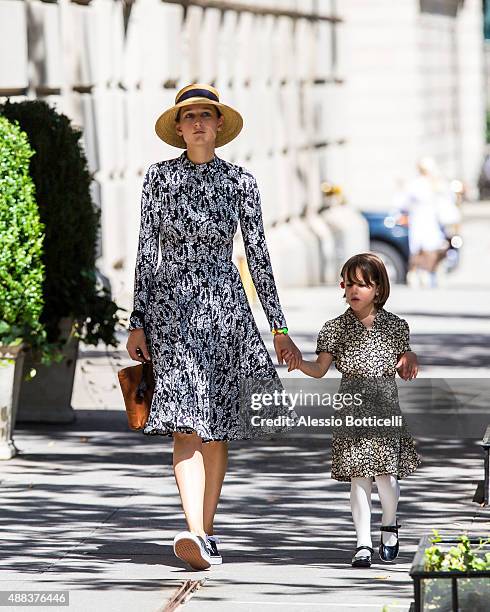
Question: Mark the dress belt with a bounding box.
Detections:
[158,258,234,269]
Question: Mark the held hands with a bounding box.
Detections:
[396,351,418,380]
[273,334,302,371]
[126,328,151,363]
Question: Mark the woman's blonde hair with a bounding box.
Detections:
[340,253,390,308]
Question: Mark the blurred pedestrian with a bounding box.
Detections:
[126,84,302,570]
[395,157,455,288]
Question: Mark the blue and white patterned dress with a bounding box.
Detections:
[129,151,288,442]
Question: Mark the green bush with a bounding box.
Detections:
[0,116,46,351]
[425,530,490,572]
[0,100,121,358]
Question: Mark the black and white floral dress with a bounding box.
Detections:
[316,307,421,482]
[129,151,288,442]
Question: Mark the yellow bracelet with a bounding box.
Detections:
[272,327,289,335]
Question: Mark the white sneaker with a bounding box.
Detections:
[173,531,212,570]
[406,270,420,288]
[419,270,431,287]
[206,535,222,565]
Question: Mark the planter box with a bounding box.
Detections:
[482,425,490,506]
[0,344,26,459]
[16,318,78,424]
[410,535,490,612]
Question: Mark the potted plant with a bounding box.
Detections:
[0,100,122,423]
[410,530,490,611]
[0,116,46,458]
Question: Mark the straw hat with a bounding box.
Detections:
[154,84,243,149]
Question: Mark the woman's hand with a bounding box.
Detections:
[396,351,418,380]
[273,334,302,371]
[126,328,151,362]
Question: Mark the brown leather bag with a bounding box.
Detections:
[118,361,155,430]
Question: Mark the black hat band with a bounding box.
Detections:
[177,88,220,104]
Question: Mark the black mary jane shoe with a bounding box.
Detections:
[379,523,401,562]
[351,545,374,568]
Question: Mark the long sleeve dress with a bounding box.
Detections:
[129,151,289,442]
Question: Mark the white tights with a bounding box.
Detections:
[350,474,400,557]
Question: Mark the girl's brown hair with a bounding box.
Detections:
[340,253,390,308]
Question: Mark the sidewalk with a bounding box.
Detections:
[2,408,488,611]
[2,285,490,611]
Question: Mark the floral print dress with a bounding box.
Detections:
[316,307,421,481]
[129,151,288,442]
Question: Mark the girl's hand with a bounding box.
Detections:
[282,350,298,372]
[126,328,151,362]
[273,334,302,370]
[396,351,418,380]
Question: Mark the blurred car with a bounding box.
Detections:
[361,211,462,284]
[361,211,410,283]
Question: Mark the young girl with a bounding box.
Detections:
[284,253,421,568]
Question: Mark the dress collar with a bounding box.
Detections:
[180,150,220,172]
[346,306,385,330]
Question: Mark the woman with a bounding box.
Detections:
[395,157,451,288]
[126,84,302,570]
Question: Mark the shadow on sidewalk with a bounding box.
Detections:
[2,408,485,592]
